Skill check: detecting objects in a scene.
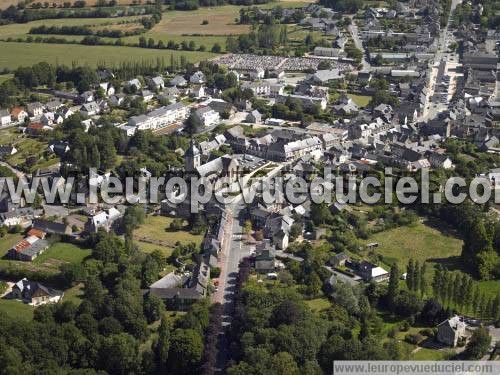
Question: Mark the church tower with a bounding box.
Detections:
[185,139,201,173]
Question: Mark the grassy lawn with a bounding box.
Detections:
[410,347,449,360]
[0,299,34,321]
[63,283,84,305]
[34,242,91,266]
[0,73,13,83]
[136,240,173,258]
[476,279,500,299]
[0,42,215,69]
[134,215,203,250]
[0,233,24,258]
[348,94,372,108]
[305,297,332,313]
[6,137,49,168]
[362,220,463,279]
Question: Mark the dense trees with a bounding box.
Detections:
[463,327,492,359]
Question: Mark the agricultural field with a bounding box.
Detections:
[134,215,203,255]
[0,41,215,69]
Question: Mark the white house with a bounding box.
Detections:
[126,78,142,91]
[10,107,27,123]
[40,112,55,126]
[128,103,189,130]
[60,107,74,119]
[0,109,11,126]
[191,85,206,99]
[148,76,165,90]
[195,107,220,127]
[80,102,100,116]
[99,82,115,97]
[26,102,44,117]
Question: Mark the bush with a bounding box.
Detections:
[399,321,410,332]
[211,266,221,278]
[404,333,424,345]
[419,328,435,337]
[201,20,208,25]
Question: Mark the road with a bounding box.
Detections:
[348,20,371,70]
[214,201,251,373]
[419,0,462,122]
[0,160,25,178]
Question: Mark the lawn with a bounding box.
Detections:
[6,136,49,169]
[0,42,215,69]
[0,299,34,321]
[0,73,13,83]
[0,233,24,258]
[305,297,332,313]
[34,242,91,266]
[362,219,463,277]
[134,215,203,250]
[348,94,372,108]
[63,283,84,305]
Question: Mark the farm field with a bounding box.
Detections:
[34,242,91,266]
[0,2,313,52]
[0,42,215,69]
[134,215,203,250]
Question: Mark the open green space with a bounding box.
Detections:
[0,42,215,69]
[34,242,91,266]
[362,219,463,273]
[134,215,203,250]
[0,299,34,321]
[348,94,372,108]
[0,233,24,258]
[63,283,85,305]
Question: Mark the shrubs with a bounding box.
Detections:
[404,333,424,345]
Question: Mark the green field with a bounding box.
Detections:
[0,42,215,69]
[363,220,463,273]
[34,242,91,266]
[0,2,312,54]
[0,299,34,321]
[135,216,203,251]
[63,283,85,305]
[0,233,24,258]
[348,94,372,108]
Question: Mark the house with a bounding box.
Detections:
[357,71,372,84]
[45,100,62,112]
[357,261,389,282]
[246,109,262,123]
[60,107,74,119]
[10,107,28,123]
[206,99,236,118]
[26,102,44,117]
[48,140,70,156]
[191,85,205,99]
[332,95,359,116]
[78,91,94,104]
[11,278,63,305]
[194,107,220,127]
[0,145,17,157]
[40,112,55,126]
[313,46,341,57]
[25,122,52,136]
[437,316,467,347]
[128,103,189,130]
[8,230,49,261]
[109,94,125,107]
[80,102,100,116]
[427,153,453,169]
[248,68,265,80]
[148,76,165,90]
[0,109,11,126]
[148,258,210,310]
[329,252,349,267]
[276,94,327,110]
[169,75,187,87]
[99,82,115,97]
[190,71,206,84]
[126,78,142,91]
[309,69,344,85]
[32,219,72,236]
[0,208,30,226]
[84,207,123,233]
[254,240,276,273]
[141,90,154,102]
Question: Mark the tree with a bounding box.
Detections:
[387,264,399,311]
[143,293,165,324]
[243,220,252,240]
[155,319,172,372]
[168,328,204,374]
[419,262,427,296]
[406,259,415,291]
[184,112,202,136]
[211,43,222,53]
[463,327,491,359]
[98,333,140,375]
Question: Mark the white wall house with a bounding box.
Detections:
[128,103,189,130]
[195,107,220,127]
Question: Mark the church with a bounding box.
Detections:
[185,139,241,185]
